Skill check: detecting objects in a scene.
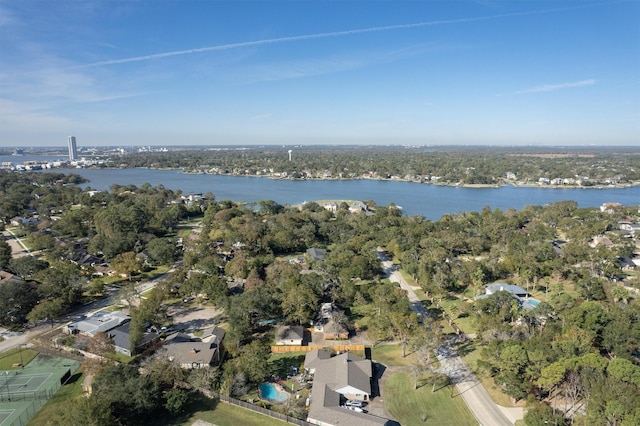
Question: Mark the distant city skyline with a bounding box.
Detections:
[0,1,638,147]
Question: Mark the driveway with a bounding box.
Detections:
[2,229,32,258]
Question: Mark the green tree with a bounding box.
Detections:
[281,283,319,325]
[390,311,420,358]
[8,256,49,279]
[146,237,178,266]
[49,397,115,426]
[0,239,11,269]
[112,251,143,281]
[27,298,65,327]
[164,388,189,414]
[0,280,38,327]
[91,364,162,425]
[233,340,272,384]
[35,261,84,307]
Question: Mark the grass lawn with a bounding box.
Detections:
[384,372,476,426]
[0,347,39,369]
[183,399,288,426]
[27,369,84,426]
[371,344,417,367]
[438,298,477,335]
[269,352,306,377]
[103,351,134,364]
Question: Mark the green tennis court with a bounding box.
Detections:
[0,410,14,425]
[0,372,52,399]
[0,353,80,426]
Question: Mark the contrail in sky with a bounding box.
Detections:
[78,6,582,68]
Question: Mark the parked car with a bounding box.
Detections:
[345,400,364,408]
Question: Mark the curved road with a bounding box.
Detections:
[377,250,519,426]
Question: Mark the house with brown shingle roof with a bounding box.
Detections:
[159,328,225,369]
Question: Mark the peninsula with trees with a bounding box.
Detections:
[3,145,639,188]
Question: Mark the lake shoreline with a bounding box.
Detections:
[175,168,639,190]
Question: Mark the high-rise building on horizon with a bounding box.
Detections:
[68,136,78,160]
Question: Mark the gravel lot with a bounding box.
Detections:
[167,304,224,334]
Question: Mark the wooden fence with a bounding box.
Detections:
[271,344,365,353]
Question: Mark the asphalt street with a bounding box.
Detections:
[377,249,520,426]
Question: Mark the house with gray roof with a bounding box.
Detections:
[276,325,305,346]
[304,349,331,374]
[307,248,327,262]
[65,311,130,337]
[476,283,539,312]
[483,283,529,298]
[108,322,158,356]
[305,350,392,426]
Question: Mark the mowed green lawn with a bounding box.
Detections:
[184,401,287,426]
[384,372,477,426]
[0,347,38,369]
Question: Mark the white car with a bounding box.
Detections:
[345,400,364,408]
[344,405,364,413]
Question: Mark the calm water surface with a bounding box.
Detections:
[4,155,638,219]
[57,168,640,220]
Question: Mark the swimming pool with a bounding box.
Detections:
[259,383,289,403]
[528,299,540,307]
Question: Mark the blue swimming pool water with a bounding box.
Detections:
[528,299,540,307]
[259,383,289,403]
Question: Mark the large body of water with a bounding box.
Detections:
[3,155,638,220]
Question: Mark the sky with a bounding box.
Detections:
[0,0,639,147]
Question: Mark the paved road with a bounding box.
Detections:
[377,249,519,426]
[437,340,514,426]
[0,331,29,353]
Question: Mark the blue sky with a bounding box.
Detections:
[0,0,638,147]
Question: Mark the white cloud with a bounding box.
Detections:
[515,79,597,94]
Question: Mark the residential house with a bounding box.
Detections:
[618,222,640,236]
[601,202,622,213]
[0,270,24,286]
[159,327,226,369]
[483,283,529,298]
[589,236,614,249]
[323,202,338,212]
[10,216,39,227]
[108,321,158,356]
[348,202,367,213]
[476,283,539,311]
[305,350,391,426]
[276,325,305,346]
[319,317,349,340]
[65,311,130,337]
[304,349,332,374]
[313,303,349,339]
[307,248,327,262]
